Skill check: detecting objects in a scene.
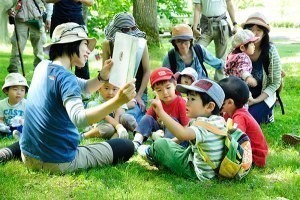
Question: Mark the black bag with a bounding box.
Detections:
[42,11,47,23]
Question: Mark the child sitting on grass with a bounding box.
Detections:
[174,67,198,86]
[138,79,226,181]
[219,76,268,167]
[0,73,28,139]
[133,67,189,149]
[81,82,137,139]
[225,30,259,87]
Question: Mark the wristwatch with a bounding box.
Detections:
[97,72,109,83]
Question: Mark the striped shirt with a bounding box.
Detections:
[189,115,226,181]
[261,44,282,108]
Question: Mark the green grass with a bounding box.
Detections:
[0,33,299,199]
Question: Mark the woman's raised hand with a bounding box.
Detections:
[99,59,113,81]
[115,79,136,105]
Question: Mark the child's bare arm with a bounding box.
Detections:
[114,107,125,123]
[151,94,195,141]
[105,115,119,127]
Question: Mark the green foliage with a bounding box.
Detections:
[157,0,192,24]
[235,0,263,9]
[87,0,132,42]
[87,0,191,42]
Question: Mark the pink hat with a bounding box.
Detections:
[231,30,259,50]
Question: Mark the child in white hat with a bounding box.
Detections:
[0,73,28,138]
[225,30,259,87]
[174,67,198,86]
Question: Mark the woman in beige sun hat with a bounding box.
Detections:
[162,24,224,81]
[241,12,282,124]
[15,22,137,173]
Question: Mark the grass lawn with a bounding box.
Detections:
[0,33,299,199]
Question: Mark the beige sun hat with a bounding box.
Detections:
[2,73,29,93]
[44,22,97,54]
[170,24,194,42]
[241,12,270,32]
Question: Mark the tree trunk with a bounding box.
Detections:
[133,0,160,45]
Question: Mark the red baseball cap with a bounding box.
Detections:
[150,67,174,87]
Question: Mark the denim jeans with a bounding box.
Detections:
[134,115,188,147]
[126,93,147,123]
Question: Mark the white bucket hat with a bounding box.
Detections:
[174,67,198,83]
[2,73,29,93]
[44,22,97,54]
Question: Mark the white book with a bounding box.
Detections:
[109,32,146,88]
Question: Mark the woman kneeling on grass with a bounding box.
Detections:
[18,22,136,173]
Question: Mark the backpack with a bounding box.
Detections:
[168,44,208,78]
[192,119,252,179]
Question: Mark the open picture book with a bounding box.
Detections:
[109,32,147,88]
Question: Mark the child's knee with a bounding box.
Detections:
[119,113,137,131]
[98,123,115,139]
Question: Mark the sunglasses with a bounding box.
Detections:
[175,39,191,45]
[115,26,138,33]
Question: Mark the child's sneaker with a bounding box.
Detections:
[12,130,21,139]
[133,141,141,152]
[150,130,164,141]
[0,148,13,163]
[138,145,155,165]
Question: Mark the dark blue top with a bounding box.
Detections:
[250,54,264,98]
[53,0,83,19]
[20,62,82,163]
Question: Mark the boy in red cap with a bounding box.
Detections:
[132,67,189,149]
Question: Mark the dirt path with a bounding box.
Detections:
[270,28,300,43]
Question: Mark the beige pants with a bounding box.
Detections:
[21,142,113,173]
[196,20,229,81]
[7,19,46,73]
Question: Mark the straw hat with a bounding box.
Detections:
[44,22,96,54]
[241,12,270,32]
[2,73,29,93]
[170,24,194,42]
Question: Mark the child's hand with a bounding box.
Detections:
[115,124,128,139]
[99,59,113,81]
[136,95,146,112]
[150,92,163,115]
[115,79,136,105]
[246,76,257,87]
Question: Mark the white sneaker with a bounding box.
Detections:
[137,145,149,157]
[150,130,164,141]
[138,145,155,165]
[12,130,21,139]
[133,141,141,152]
